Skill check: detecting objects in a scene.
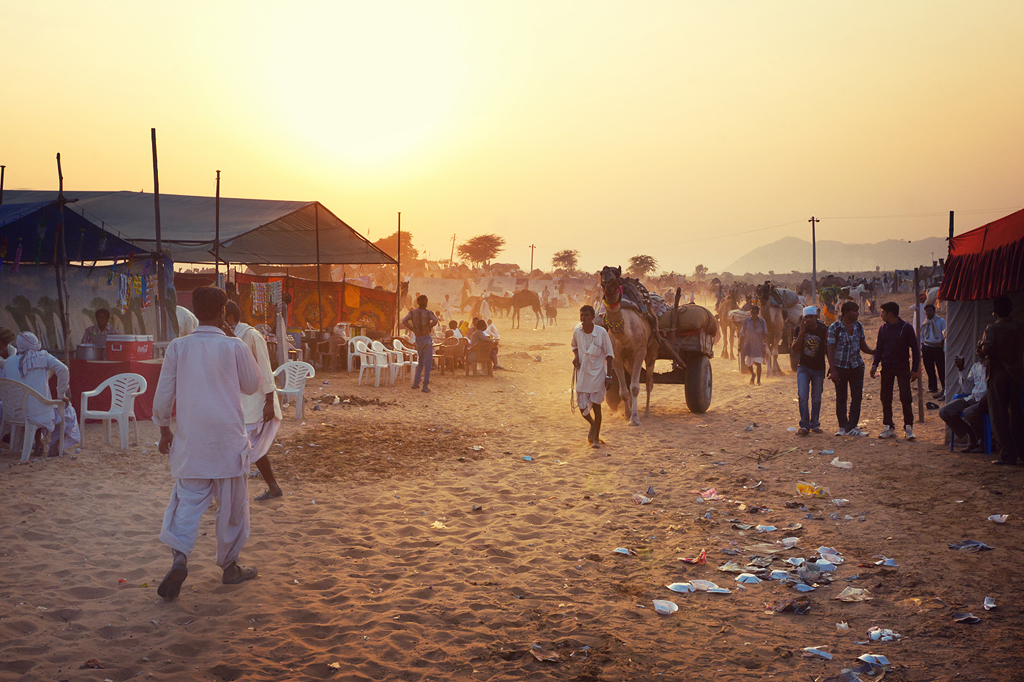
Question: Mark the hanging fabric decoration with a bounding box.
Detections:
[251,282,268,316]
[142,258,151,275]
[108,258,118,285]
[117,273,129,312]
[269,280,283,304]
[13,238,23,273]
[126,252,136,271]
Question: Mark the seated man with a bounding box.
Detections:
[0,327,16,370]
[2,331,80,457]
[448,320,463,339]
[939,354,987,452]
[466,319,492,366]
[81,308,121,346]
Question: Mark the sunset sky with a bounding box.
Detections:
[3,1,1023,274]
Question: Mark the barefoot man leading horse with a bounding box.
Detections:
[572,305,615,447]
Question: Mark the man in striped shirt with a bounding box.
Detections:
[827,301,874,436]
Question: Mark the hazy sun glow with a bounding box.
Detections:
[3,1,1024,272]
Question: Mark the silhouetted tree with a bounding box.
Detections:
[551,249,579,272]
[628,254,658,278]
[693,264,708,280]
[457,234,506,267]
[373,231,419,261]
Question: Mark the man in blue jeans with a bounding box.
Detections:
[827,301,874,436]
[871,301,921,441]
[792,306,828,435]
[401,295,439,393]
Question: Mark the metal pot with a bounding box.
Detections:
[77,344,105,361]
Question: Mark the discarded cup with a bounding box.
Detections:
[989,514,1008,524]
[836,621,850,631]
[830,456,853,469]
[652,599,678,615]
[984,597,996,610]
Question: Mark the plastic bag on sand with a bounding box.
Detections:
[797,481,829,498]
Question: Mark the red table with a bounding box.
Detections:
[69,359,164,421]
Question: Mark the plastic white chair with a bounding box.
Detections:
[372,340,404,385]
[393,339,418,382]
[79,372,148,451]
[354,341,387,387]
[347,335,373,372]
[0,378,65,462]
[273,361,315,419]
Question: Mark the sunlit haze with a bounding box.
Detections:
[4,1,1023,273]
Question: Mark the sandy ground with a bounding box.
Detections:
[2,294,1023,682]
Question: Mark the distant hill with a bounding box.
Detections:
[723,236,948,275]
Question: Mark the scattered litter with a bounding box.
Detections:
[736,573,762,584]
[830,456,853,469]
[646,485,656,496]
[666,582,695,593]
[632,493,653,505]
[471,445,484,451]
[874,557,898,568]
[732,522,755,531]
[718,561,746,573]
[613,547,633,556]
[984,597,996,610]
[430,521,446,529]
[836,621,849,631]
[797,481,828,498]
[836,586,873,602]
[989,514,1008,524]
[769,599,810,615]
[786,557,805,567]
[802,646,833,660]
[781,537,799,549]
[529,643,560,662]
[787,427,797,432]
[855,653,891,670]
[818,547,845,564]
[832,499,851,507]
[953,612,981,624]
[707,587,732,594]
[693,487,721,500]
[679,549,707,565]
[328,662,341,670]
[688,579,720,592]
[948,540,994,552]
[756,525,777,533]
[522,456,534,462]
[868,626,900,641]
[652,599,678,615]
[820,449,835,455]
[792,583,815,593]
[769,570,790,580]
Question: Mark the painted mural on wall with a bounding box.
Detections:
[0,263,176,349]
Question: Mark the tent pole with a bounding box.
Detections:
[396,212,401,335]
[0,164,5,205]
[151,128,164,343]
[315,203,323,336]
[55,153,71,365]
[948,210,954,241]
[215,170,221,286]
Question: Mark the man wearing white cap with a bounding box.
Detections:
[791,306,829,435]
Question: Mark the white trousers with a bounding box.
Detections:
[246,419,281,467]
[160,476,249,568]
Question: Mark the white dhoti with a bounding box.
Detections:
[576,389,606,416]
[246,419,281,466]
[160,476,249,568]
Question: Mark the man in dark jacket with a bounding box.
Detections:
[979,295,1024,465]
[871,302,921,441]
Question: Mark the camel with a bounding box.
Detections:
[489,294,513,317]
[715,289,741,360]
[544,302,558,326]
[599,266,658,426]
[510,289,544,329]
[754,283,786,376]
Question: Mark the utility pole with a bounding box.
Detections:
[808,216,819,308]
[449,233,456,266]
[529,244,536,273]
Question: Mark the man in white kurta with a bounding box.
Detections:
[225,301,284,500]
[571,306,615,447]
[2,331,80,456]
[152,287,263,601]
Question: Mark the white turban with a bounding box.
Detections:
[17,331,49,375]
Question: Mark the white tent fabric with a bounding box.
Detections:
[943,292,1024,394]
[3,190,394,266]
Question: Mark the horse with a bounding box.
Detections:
[511,289,544,329]
[600,266,658,426]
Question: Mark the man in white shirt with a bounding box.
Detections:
[485,319,503,369]
[939,354,987,453]
[225,301,284,500]
[571,305,615,447]
[920,304,947,397]
[152,287,263,601]
[2,331,80,457]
